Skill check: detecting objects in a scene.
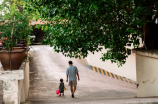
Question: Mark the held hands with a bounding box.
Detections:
[66,78,80,81]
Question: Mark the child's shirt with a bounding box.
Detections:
[59,82,64,93]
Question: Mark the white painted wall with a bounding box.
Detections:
[0,61,29,104]
[19,60,30,103]
[86,47,136,81]
[135,50,158,97]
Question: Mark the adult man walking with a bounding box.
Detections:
[66,60,80,98]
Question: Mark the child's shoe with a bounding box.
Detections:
[59,94,61,96]
[62,93,64,96]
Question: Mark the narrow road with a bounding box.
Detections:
[24,45,157,104]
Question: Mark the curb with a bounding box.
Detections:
[91,66,137,85]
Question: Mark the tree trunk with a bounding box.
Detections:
[144,22,158,49]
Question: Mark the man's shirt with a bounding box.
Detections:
[66,65,78,81]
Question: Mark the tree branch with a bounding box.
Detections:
[149,4,154,11]
[130,25,143,33]
[121,0,133,15]
[17,6,23,13]
[91,15,117,34]
[120,16,143,33]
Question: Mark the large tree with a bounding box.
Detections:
[25,0,158,66]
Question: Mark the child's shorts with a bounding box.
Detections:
[69,80,77,86]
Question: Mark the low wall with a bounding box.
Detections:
[0,62,1,102]
[19,60,30,103]
[86,47,136,81]
[134,50,158,97]
[0,60,30,104]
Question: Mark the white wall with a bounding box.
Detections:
[19,60,30,103]
[0,62,1,68]
[86,47,136,81]
[135,50,158,97]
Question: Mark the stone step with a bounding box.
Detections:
[24,98,158,104]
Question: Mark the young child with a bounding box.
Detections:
[59,78,66,96]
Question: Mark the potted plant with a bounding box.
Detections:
[0,12,32,70]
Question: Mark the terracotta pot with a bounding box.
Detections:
[14,46,30,51]
[0,49,25,70]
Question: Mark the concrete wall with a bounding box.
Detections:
[0,62,1,68]
[24,60,29,101]
[19,60,30,103]
[134,50,158,97]
[0,60,30,104]
[0,80,2,103]
[86,47,136,81]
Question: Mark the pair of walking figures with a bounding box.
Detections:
[58,60,80,98]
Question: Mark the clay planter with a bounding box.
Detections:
[14,47,29,51]
[0,49,25,70]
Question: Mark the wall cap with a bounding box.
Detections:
[0,62,26,80]
[132,49,158,59]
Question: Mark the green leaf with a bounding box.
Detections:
[25,0,154,67]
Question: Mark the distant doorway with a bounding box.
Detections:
[32,27,45,44]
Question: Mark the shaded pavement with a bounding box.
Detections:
[1,45,158,104]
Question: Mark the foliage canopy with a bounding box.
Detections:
[25,0,158,66]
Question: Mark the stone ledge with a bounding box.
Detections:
[0,62,26,80]
[132,49,158,59]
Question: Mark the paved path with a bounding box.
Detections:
[1,45,157,104]
[23,45,158,104]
